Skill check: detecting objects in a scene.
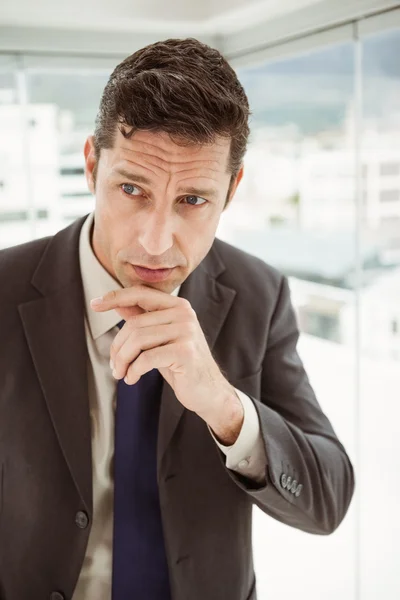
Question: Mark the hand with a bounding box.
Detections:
[90,287,243,432]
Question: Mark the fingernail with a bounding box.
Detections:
[110,360,114,370]
[112,369,117,379]
[91,297,103,306]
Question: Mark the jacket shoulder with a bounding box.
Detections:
[0,236,52,302]
[213,237,284,296]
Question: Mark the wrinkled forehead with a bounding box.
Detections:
[109,128,231,173]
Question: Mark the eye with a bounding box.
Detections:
[121,183,142,196]
[182,196,207,206]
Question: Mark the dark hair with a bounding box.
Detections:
[93,37,251,204]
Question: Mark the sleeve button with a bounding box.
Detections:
[295,484,303,497]
[75,510,89,529]
[280,473,287,488]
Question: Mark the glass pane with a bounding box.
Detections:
[360,26,400,600]
[222,42,357,600]
[0,55,33,249]
[25,66,113,238]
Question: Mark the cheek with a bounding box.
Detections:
[99,189,131,235]
[183,208,221,243]
[181,222,218,263]
[95,201,125,255]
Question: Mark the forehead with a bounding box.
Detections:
[109,128,231,173]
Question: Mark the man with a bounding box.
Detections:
[0,38,354,600]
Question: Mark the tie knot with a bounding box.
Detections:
[117,319,125,330]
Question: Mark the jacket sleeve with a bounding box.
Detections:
[208,390,267,484]
[222,274,355,535]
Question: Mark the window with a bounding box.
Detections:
[225,15,400,600]
[0,57,123,248]
[380,189,400,202]
[360,24,400,600]
[380,162,400,177]
[228,40,357,600]
[60,167,85,176]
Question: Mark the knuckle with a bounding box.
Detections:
[139,351,149,368]
[183,340,196,358]
[180,298,195,318]
[179,297,191,311]
[119,345,132,364]
[104,290,116,303]
[185,321,197,336]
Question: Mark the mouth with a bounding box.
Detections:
[132,265,175,283]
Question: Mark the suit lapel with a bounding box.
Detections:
[17,214,237,504]
[18,215,93,513]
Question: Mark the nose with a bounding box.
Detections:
[137,208,174,257]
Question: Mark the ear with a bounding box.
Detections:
[224,165,244,211]
[84,135,97,195]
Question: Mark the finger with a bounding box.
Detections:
[91,287,184,312]
[109,307,184,367]
[113,323,182,380]
[124,342,183,385]
[125,307,183,329]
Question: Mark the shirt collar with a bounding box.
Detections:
[79,211,181,340]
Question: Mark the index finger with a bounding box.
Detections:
[90,286,180,312]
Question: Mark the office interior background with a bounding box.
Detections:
[1,0,399,598]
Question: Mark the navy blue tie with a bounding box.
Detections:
[111,319,171,599]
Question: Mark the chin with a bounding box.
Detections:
[149,280,179,293]
[121,275,177,294]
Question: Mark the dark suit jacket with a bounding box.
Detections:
[0,214,354,600]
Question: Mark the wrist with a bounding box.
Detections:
[202,385,244,446]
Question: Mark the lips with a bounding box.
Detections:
[133,265,174,282]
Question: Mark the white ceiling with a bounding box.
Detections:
[0,0,395,56]
[0,0,324,34]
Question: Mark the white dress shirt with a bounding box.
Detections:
[72,211,267,600]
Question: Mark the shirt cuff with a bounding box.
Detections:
[208,389,267,484]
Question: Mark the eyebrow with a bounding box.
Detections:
[111,167,219,200]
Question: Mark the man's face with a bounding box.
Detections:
[84,128,243,293]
